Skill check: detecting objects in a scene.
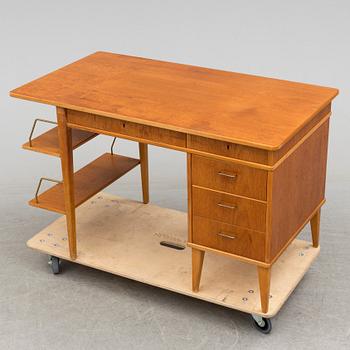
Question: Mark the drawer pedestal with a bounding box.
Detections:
[188,118,329,313]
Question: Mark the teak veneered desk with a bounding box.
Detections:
[10,51,338,333]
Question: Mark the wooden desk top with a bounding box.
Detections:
[10,51,338,150]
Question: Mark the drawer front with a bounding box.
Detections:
[67,110,187,148]
[192,216,265,261]
[192,187,266,232]
[188,134,268,164]
[192,155,267,200]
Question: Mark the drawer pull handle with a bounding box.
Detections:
[218,171,237,179]
[217,203,237,210]
[217,232,236,240]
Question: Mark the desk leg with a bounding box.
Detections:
[138,143,149,204]
[310,209,320,248]
[57,107,77,260]
[192,248,205,292]
[257,266,271,313]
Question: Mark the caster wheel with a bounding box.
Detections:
[49,256,61,274]
[251,315,272,334]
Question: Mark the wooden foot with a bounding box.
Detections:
[57,107,77,260]
[257,266,271,313]
[192,248,205,292]
[310,209,320,248]
[138,143,149,204]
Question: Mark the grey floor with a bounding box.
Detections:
[1,179,349,350]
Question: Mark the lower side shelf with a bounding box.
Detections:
[27,192,320,317]
[29,153,140,213]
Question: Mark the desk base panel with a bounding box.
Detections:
[27,192,319,317]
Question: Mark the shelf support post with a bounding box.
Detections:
[57,107,77,260]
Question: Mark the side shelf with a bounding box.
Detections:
[29,153,140,213]
[22,126,97,157]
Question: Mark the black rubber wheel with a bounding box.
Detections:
[251,316,272,334]
[50,256,61,274]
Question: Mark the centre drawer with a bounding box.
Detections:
[192,186,266,232]
[67,109,187,148]
[191,155,267,200]
[192,216,265,261]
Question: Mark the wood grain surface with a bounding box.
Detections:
[22,126,97,157]
[192,216,266,261]
[57,107,77,259]
[192,186,266,232]
[10,51,338,150]
[29,153,140,213]
[191,155,267,200]
[268,120,329,261]
[67,109,187,148]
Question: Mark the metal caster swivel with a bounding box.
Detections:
[48,256,61,274]
[251,314,272,334]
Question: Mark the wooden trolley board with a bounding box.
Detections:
[27,192,319,318]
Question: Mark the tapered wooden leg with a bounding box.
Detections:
[138,143,149,204]
[57,107,77,260]
[192,248,205,292]
[310,209,320,248]
[257,266,271,313]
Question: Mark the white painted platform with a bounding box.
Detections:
[27,192,319,317]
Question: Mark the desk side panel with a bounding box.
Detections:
[268,104,331,165]
[268,120,329,262]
